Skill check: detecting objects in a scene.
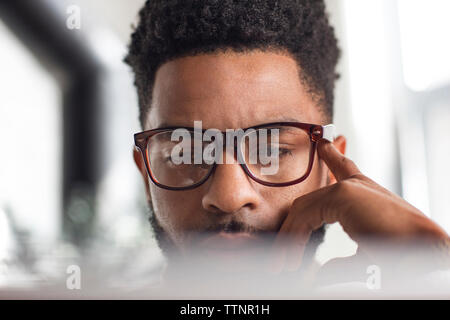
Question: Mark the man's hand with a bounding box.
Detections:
[270,139,450,274]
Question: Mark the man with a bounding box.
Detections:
[125,0,449,288]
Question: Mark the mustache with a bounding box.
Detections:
[203,219,261,234]
[193,219,279,245]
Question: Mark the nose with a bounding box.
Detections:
[202,151,261,215]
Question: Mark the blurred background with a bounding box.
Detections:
[0,0,449,290]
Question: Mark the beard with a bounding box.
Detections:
[147,200,326,268]
[148,201,326,266]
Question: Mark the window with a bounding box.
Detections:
[0,21,62,248]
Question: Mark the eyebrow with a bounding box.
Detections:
[155,117,303,130]
[253,117,301,127]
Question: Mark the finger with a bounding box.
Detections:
[318,140,398,199]
[269,220,304,274]
[317,139,361,181]
[269,221,312,273]
[267,242,288,274]
[270,186,340,273]
[285,225,313,272]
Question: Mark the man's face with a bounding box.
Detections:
[135,50,333,262]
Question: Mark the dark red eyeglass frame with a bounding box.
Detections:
[134,122,330,191]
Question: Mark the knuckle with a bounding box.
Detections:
[292,196,306,210]
[340,155,354,168]
[333,179,356,196]
[348,173,365,183]
[348,173,374,187]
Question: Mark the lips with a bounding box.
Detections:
[198,232,264,251]
[188,231,272,273]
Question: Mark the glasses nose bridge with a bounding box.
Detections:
[216,129,271,166]
[208,130,241,163]
[198,132,249,188]
[218,133,241,164]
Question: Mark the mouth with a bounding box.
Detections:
[196,231,275,258]
[188,231,272,273]
[199,231,259,251]
[188,220,274,262]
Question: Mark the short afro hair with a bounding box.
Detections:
[125,0,340,127]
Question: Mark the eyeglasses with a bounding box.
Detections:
[134,122,335,191]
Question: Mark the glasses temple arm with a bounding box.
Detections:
[322,124,336,142]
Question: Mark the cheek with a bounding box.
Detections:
[256,154,328,224]
[149,186,205,235]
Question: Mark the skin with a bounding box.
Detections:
[134,49,449,277]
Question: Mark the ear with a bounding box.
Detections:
[327,135,347,184]
[133,147,152,201]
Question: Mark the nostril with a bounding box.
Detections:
[242,202,255,210]
[206,205,233,216]
[207,204,220,213]
[206,202,255,215]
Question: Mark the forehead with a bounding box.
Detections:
[146,50,324,130]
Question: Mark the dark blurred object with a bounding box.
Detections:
[0,0,102,244]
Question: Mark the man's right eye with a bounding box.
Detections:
[163,149,195,164]
[164,155,175,164]
[278,148,293,158]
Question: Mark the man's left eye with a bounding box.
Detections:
[278,148,293,157]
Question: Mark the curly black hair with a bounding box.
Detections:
[125,0,340,127]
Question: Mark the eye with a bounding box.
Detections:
[163,149,191,165]
[193,162,212,170]
[265,144,293,157]
[163,155,177,166]
[164,155,174,163]
[278,148,293,158]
